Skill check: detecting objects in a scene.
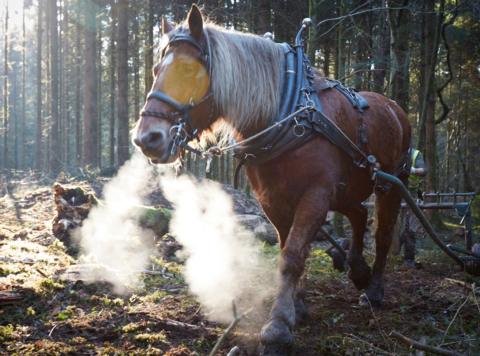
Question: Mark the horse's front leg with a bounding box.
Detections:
[260,189,330,355]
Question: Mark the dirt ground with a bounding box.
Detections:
[1,175,479,355]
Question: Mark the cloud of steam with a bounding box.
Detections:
[160,172,278,323]
[75,153,155,294]
[74,151,277,321]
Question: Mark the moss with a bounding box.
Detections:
[0,267,13,276]
[26,306,36,317]
[0,324,15,343]
[142,290,168,303]
[306,248,339,278]
[134,331,170,345]
[56,306,76,321]
[37,278,65,295]
[121,322,143,334]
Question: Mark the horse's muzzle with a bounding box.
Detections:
[133,128,176,164]
[133,129,166,152]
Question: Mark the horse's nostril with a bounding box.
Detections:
[147,131,164,144]
[138,130,165,150]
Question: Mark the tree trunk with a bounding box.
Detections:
[35,1,43,170]
[58,1,64,167]
[97,24,102,168]
[335,0,346,80]
[254,0,271,35]
[388,0,410,112]
[323,44,330,77]
[49,0,61,174]
[109,0,117,167]
[116,0,129,166]
[74,19,81,166]
[144,0,153,97]
[372,0,390,93]
[21,0,26,168]
[352,0,369,90]
[13,60,18,169]
[133,11,140,121]
[417,0,443,193]
[82,2,99,168]
[2,3,9,169]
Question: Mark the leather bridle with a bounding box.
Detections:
[140,30,212,156]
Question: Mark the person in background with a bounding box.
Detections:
[399,148,427,268]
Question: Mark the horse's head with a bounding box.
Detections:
[133,5,215,163]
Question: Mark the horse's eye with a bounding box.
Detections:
[153,64,160,77]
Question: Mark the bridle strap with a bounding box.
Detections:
[146,91,193,114]
[161,32,210,74]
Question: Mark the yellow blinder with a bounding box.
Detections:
[161,56,210,105]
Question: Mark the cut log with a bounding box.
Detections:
[51,183,172,253]
[0,291,23,305]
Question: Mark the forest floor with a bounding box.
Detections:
[1,175,479,355]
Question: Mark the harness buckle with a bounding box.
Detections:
[169,123,189,155]
[305,91,315,110]
[293,117,306,137]
[205,154,213,173]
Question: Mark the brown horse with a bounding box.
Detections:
[133,5,411,355]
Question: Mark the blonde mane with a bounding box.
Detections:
[203,23,284,135]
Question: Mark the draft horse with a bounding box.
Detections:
[133,5,411,355]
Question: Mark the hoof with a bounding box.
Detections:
[330,250,347,271]
[294,296,309,324]
[359,286,384,307]
[348,259,371,290]
[260,319,293,356]
[260,343,292,356]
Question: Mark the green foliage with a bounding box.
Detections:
[37,278,65,295]
[306,248,339,277]
[134,331,169,345]
[0,324,15,343]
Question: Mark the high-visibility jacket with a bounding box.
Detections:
[408,149,425,192]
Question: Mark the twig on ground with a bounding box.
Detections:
[444,278,479,294]
[365,296,392,352]
[344,333,392,354]
[390,331,465,356]
[127,311,212,332]
[442,295,469,343]
[471,283,480,314]
[35,267,48,277]
[48,322,62,338]
[209,301,253,356]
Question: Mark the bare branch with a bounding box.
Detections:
[436,4,459,125]
[390,331,465,356]
[209,302,252,356]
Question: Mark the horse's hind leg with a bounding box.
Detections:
[260,188,329,355]
[343,204,371,290]
[360,187,402,306]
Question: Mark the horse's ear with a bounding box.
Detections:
[161,16,174,36]
[187,4,203,39]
